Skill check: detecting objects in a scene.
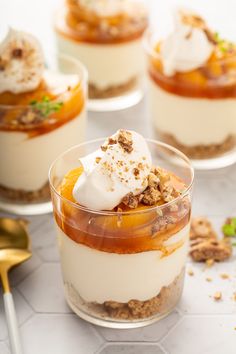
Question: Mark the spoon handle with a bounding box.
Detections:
[4,293,23,354]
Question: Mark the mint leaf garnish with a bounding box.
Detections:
[30,96,63,117]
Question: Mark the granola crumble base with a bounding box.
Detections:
[88,77,138,99]
[0,181,50,203]
[65,268,184,321]
[157,131,236,159]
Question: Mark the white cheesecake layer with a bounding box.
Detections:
[0,109,86,191]
[56,33,144,89]
[58,223,189,303]
[148,79,236,146]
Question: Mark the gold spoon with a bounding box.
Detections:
[0,218,32,354]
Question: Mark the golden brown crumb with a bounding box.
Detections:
[213,291,222,301]
[95,157,101,164]
[190,217,217,241]
[122,192,139,209]
[188,269,194,276]
[206,259,215,267]
[189,217,232,263]
[220,273,230,280]
[117,130,133,153]
[190,240,232,262]
[206,277,212,282]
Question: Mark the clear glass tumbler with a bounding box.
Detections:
[54,0,148,111]
[144,30,236,170]
[49,138,194,328]
[0,54,87,215]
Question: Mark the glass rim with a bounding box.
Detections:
[143,28,236,67]
[49,137,194,216]
[0,52,88,110]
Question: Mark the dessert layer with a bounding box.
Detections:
[55,5,148,44]
[89,77,137,98]
[0,181,50,202]
[56,33,144,89]
[65,268,184,320]
[0,70,85,136]
[58,224,189,303]
[148,79,236,146]
[0,110,86,191]
[159,132,236,159]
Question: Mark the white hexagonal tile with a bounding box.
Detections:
[0,342,10,354]
[9,252,42,287]
[162,316,236,354]
[98,343,165,354]
[17,264,70,313]
[179,261,236,314]
[97,311,180,342]
[0,288,33,340]
[20,314,104,354]
[29,216,59,262]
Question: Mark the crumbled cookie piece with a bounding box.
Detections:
[213,291,222,301]
[189,217,232,262]
[108,137,117,145]
[188,269,194,276]
[122,192,139,209]
[220,273,230,280]
[117,129,133,153]
[190,217,217,241]
[206,277,212,282]
[190,239,232,262]
[142,172,161,206]
[205,259,215,268]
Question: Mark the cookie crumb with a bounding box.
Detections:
[206,259,215,267]
[220,273,230,280]
[206,277,212,282]
[117,130,133,153]
[189,217,232,262]
[188,269,194,276]
[122,192,139,209]
[213,291,222,301]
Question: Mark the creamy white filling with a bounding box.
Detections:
[57,223,189,303]
[55,34,145,89]
[0,109,86,191]
[148,79,236,146]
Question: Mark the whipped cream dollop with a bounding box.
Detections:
[160,10,214,76]
[79,0,145,17]
[0,29,44,94]
[73,130,152,211]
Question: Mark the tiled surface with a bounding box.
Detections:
[1,1,236,353]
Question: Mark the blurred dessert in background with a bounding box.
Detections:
[0,29,87,206]
[146,9,236,160]
[50,129,192,325]
[55,0,148,100]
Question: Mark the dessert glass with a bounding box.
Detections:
[0,54,87,215]
[49,138,194,328]
[145,30,236,170]
[54,0,148,112]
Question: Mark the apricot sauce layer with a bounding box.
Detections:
[53,167,191,254]
[0,72,85,137]
[55,5,148,45]
[149,43,236,98]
